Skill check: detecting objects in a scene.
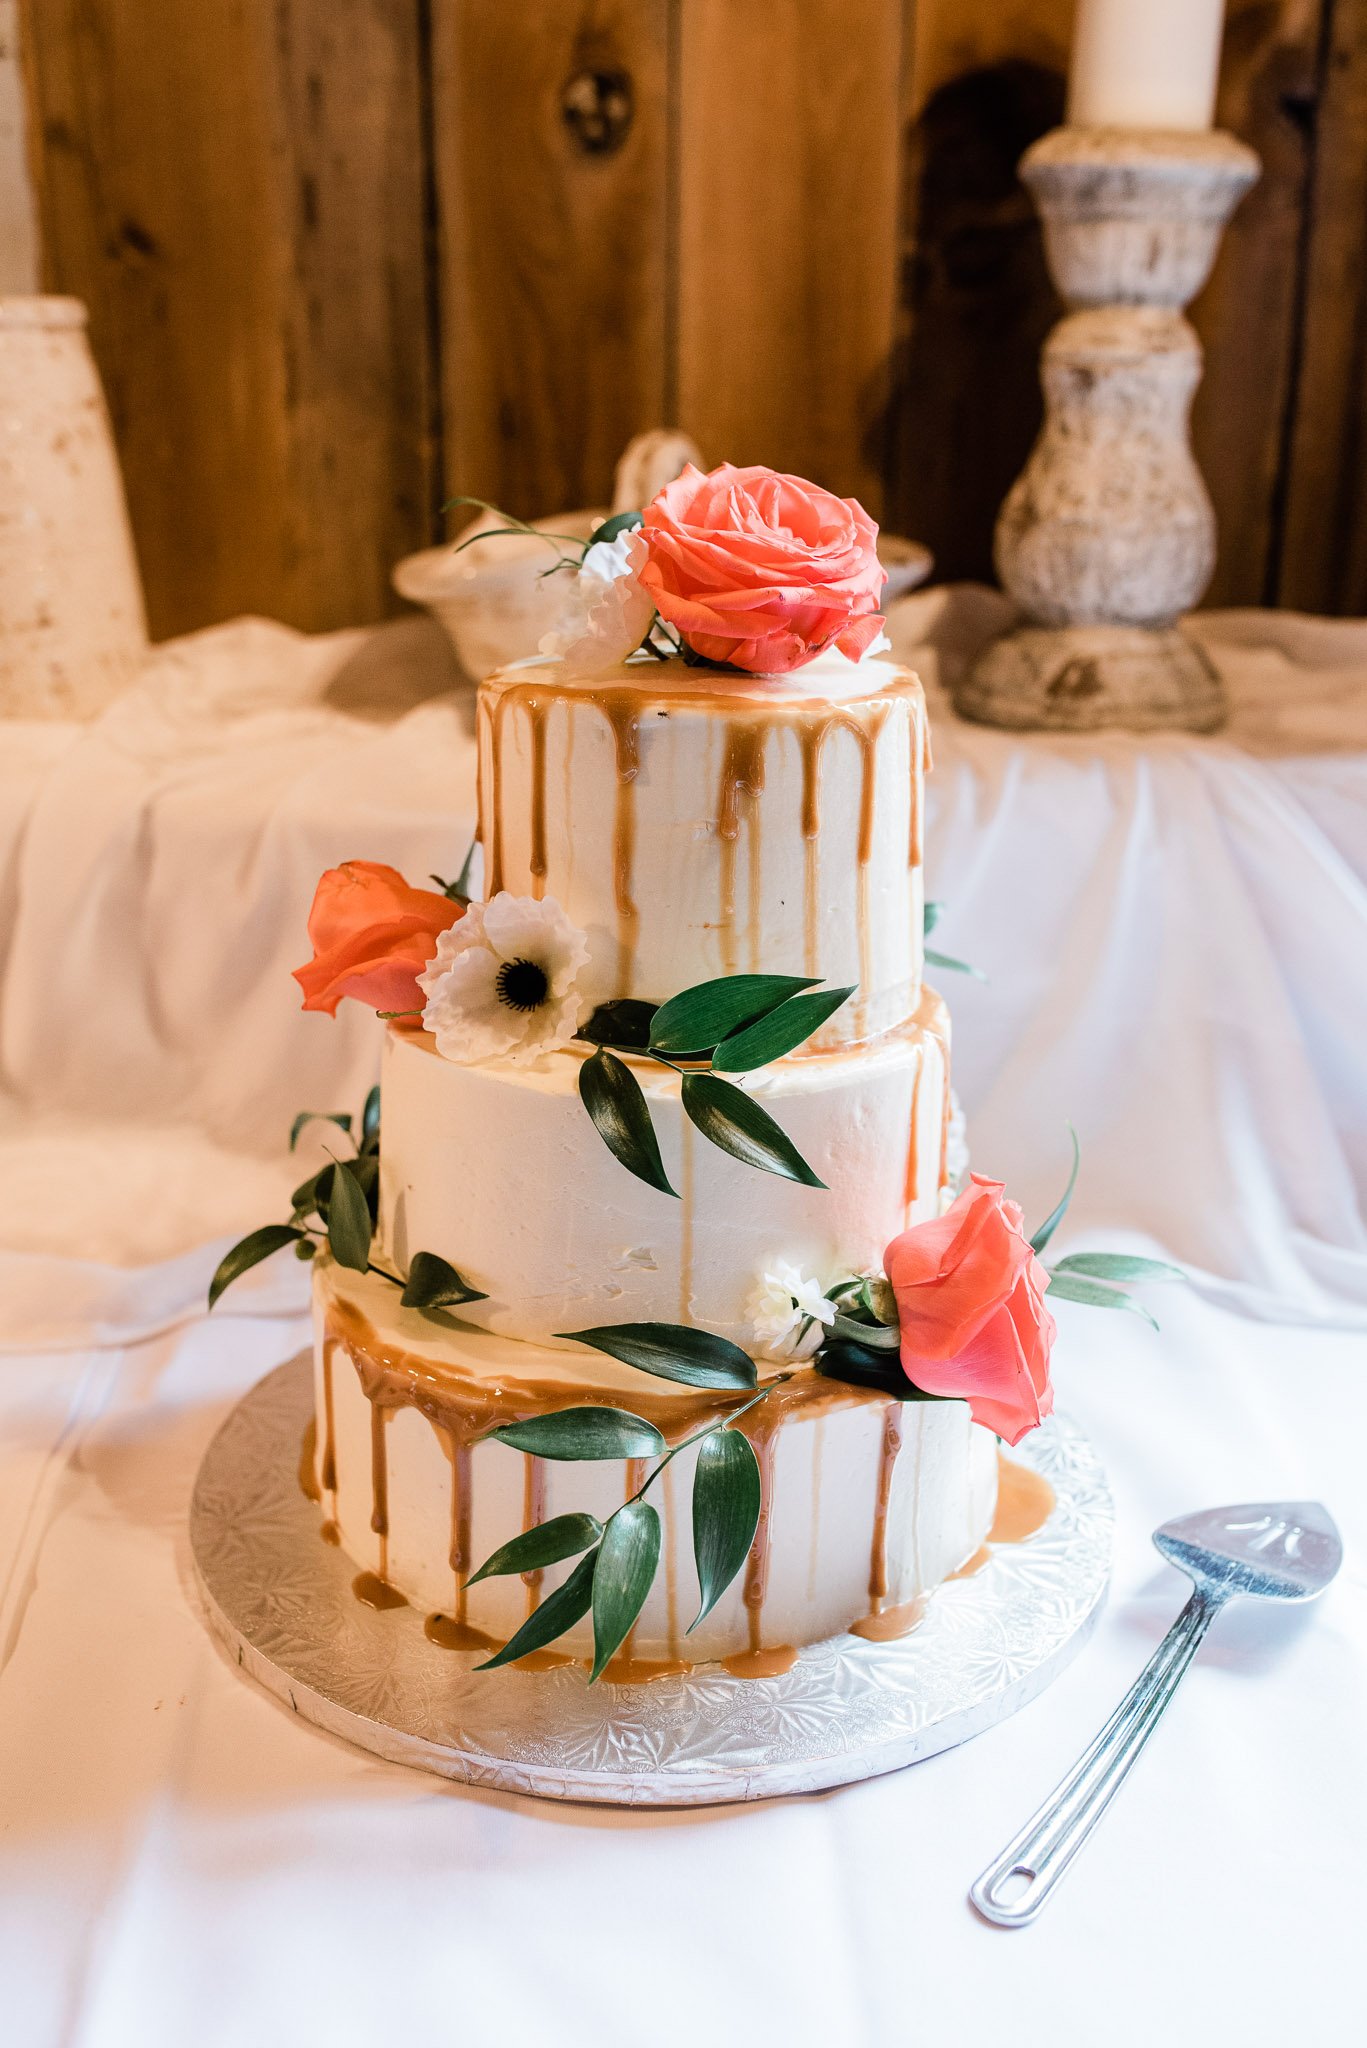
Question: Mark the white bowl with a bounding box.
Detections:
[392,508,607,682]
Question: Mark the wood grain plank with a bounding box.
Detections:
[23,0,432,637]
[1190,0,1322,607]
[1275,0,1367,612]
[432,0,669,524]
[674,0,907,514]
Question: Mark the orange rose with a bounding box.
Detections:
[639,462,886,674]
[293,861,461,1018]
[884,1176,1056,1446]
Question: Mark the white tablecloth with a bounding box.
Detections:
[1,595,1364,2044]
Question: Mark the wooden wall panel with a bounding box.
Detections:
[1191,0,1323,606]
[674,0,908,516]
[885,2,1071,578]
[1277,0,1367,612]
[432,0,670,525]
[24,1,433,640]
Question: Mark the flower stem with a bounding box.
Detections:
[627,1375,791,1506]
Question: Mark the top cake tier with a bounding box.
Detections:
[477,653,928,1045]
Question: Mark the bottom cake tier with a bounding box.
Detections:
[308,1262,1001,1677]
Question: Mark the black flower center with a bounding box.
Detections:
[496,956,550,1013]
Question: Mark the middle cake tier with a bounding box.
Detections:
[379,993,950,1348]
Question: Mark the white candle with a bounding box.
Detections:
[1068,0,1226,130]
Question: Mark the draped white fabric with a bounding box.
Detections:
[0,596,1362,2045]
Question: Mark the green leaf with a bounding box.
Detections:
[816,1338,954,1402]
[924,946,987,982]
[326,1160,373,1271]
[1050,1252,1185,1284]
[362,1085,381,1146]
[486,1407,667,1460]
[588,509,644,546]
[578,1048,676,1196]
[591,1502,662,1681]
[577,998,659,1050]
[208,1224,306,1309]
[828,1310,899,1350]
[1030,1123,1080,1257]
[477,1548,598,1670]
[400,1249,487,1310]
[468,1512,603,1588]
[923,900,943,937]
[711,985,855,1071]
[289,1110,351,1153]
[1045,1269,1158,1329]
[291,1161,335,1220]
[690,1429,761,1630]
[681,1072,826,1188]
[649,975,819,1055]
[564,1322,757,1391]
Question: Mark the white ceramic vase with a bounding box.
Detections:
[0,296,147,718]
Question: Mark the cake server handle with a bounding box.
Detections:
[969,1584,1225,1927]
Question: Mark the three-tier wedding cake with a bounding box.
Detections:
[219,463,1065,1682]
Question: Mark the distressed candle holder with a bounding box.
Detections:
[955,127,1259,736]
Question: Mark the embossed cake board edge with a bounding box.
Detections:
[190,1354,1113,1808]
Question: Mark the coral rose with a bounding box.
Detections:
[639,462,886,675]
[293,861,461,1018]
[883,1175,1056,1446]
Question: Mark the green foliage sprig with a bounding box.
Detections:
[468,1321,778,1679]
[923,899,986,982]
[575,972,853,1195]
[206,1089,486,1316]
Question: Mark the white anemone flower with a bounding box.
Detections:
[746,1260,837,1363]
[418,893,591,1067]
[538,530,655,673]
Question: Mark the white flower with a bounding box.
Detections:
[418,893,591,1066]
[942,1088,970,1207]
[538,530,655,673]
[746,1260,837,1363]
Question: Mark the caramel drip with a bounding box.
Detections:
[320,1518,341,1546]
[352,1571,408,1611]
[910,1407,926,1586]
[485,693,504,896]
[450,1438,474,1622]
[474,694,488,881]
[799,721,823,978]
[320,1341,338,1498]
[298,1418,321,1502]
[527,697,549,897]
[597,690,641,994]
[849,1597,927,1643]
[867,1402,905,1607]
[939,1056,952,1193]
[902,1042,924,1222]
[424,1613,498,1654]
[601,1653,692,1685]
[949,1546,991,1582]
[721,1645,799,1679]
[716,720,769,977]
[989,1455,1055,1544]
[521,1454,548,1617]
[873,1400,901,1605]
[326,1292,878,1453]
[741,1406,781,1655]
[910,702,925,868]
[678,1114,694,1324]
[369,1401,390,1541]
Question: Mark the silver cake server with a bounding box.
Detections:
[970,1498,1342,1928]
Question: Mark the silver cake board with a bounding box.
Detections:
[190,1354,1112,1807]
